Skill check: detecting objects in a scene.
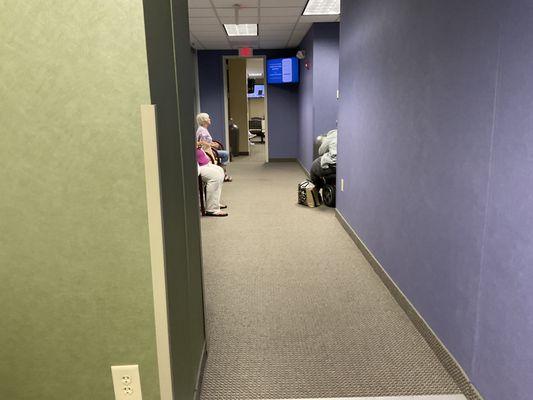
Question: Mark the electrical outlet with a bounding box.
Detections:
[341,178,344,192]
[111,365,142,400]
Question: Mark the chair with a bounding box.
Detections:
[203,146,220,165]
[211,140,226,164]
[198,175,207,216]
[249,117,265,143]
[212,140,225,152]
[320,168,336,207]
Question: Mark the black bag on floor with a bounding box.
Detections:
[298,180,322,208]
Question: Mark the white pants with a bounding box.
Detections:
[199,163,225,212]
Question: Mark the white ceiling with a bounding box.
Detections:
[188,0,340,50]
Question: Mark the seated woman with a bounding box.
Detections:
[197,146,228,217]
[310,129,337,189]
[196,112,232,182]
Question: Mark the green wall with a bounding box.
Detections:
[0,2,160,399]
[141,0,207,397]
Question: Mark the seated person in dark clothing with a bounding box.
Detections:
[310,129,337,188]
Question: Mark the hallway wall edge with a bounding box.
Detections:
[193,341,207,400]
[297,158,310,178]
[334,209,483,400]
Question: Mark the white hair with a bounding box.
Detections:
[196,112,210,126]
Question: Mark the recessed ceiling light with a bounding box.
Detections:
[224,24,258,37]
[303,0,340,15]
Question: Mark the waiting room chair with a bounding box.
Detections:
[198,175,207,216]
[249,117,265,143]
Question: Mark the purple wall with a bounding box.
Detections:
[298,23,340,171]
[197,50,232,144]
[473,2,533,398]
[313,24,340,145]
[336,1,533,399]
[267,83,299,158]
[197,49,299,159]
[298,29,314,170]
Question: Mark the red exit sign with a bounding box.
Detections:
[239,47,253,57]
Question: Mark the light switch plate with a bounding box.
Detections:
[111,365,143,400]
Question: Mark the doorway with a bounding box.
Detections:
[223,55,269,163]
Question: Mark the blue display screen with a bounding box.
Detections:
[267,57,299,84]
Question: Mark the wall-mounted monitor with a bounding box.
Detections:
[247,84,265,98]
[266,57,299,84]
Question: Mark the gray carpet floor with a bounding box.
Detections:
[200,144,461,399]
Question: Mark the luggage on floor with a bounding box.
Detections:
[298,180,322,208]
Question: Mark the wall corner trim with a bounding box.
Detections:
[193,342,208,400]
[334,209,484,400]
[141,104,174,400]
[269,157,297,162]
[296,158,310,178]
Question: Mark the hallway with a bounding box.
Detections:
[199,150,462,399]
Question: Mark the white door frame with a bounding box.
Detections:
[222,55,269,163]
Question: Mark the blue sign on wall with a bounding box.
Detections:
[267,57,299,84]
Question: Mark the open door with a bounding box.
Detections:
[227,58,249,155]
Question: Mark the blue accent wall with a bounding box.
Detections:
[297,23,340,171]
[197,50,228,144]
[197,49,299,159]
[267,83,299,158]
[298,29,314,170]
[336,1,533,399]
[313,24,340,149]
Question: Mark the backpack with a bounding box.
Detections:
[298,180,322,208]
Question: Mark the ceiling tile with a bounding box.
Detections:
[192,32,226,40]
[288,37,301,45]
[228,39,259,48]
[260,16,298,24]
[211,0,258,7]
[260,7,302,17]
[259,23,294,30]
[202,40,230,45]
[219,16,259,24]
[259,39,287,49]
[299,15,339,23]
[188,0,212,8]
[189,8,216,17]
[205,44,233,50]
[289,32,307,44]
[188,0,323,49]
[190,36,205,49]
[191,24,225,33]
[260,31,292,40]
[260,26,293,34]
[259,0,307,6]
[189,17,220,25]
[228,36,258,42]
[202,40,232,50]
[291,28,309,37]
[216,7,258,17]
[293,22,313,32]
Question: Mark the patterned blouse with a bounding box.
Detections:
[196,126,212,143]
